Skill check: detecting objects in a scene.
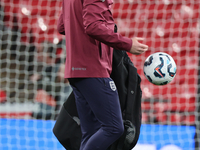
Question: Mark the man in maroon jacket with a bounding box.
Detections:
[57,0,148,149]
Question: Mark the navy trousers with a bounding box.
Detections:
[69,78,124,150]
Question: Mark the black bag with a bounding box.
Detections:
[108,49,142,150]
[53,93,81,150]
[53,49,142,150]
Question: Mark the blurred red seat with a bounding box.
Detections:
[0,90,6,103]
[35,89,56,107]
[182,114,195,124]
[154,112,168,123]
[168,113,195,124]
[30,17,63,44]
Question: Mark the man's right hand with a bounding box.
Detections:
[129,37,148,55]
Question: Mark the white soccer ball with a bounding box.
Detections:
[143,52,177,85]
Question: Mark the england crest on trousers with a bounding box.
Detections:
[109,81,116,91]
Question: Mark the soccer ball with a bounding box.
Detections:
[143,52,177,85]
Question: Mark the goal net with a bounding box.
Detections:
[0,0,199,150]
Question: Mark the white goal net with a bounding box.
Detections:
[0,0,199,150]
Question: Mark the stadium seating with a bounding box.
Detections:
[2,0,63,43]
[1,0,199,125]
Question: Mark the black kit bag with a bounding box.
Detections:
[108,49,142,150]
[53,92,81,150]
[53,49,142,150]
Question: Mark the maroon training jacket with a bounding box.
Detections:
[57,0,132,78]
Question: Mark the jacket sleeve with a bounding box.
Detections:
[82,0,132,52]
[57,11,65,35]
